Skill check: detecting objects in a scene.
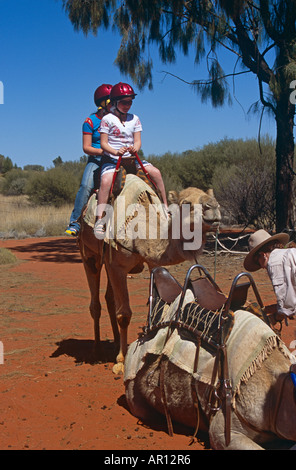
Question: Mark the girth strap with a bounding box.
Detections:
[159,359,174,437]
[206,344,232,447]
[189,377,201,445]
[220,345,232,447]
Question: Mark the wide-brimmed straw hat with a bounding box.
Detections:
[244,229,289,272]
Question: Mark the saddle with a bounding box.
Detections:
[144,264,268,445]
[146,265,267,344]
[110,157,160,199]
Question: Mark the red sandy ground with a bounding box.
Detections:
[0,236,295,451]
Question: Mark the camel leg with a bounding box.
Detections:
[125,378,162,423]
[113,314,130,375]
[78,229,120,360]
[105,273,120,347]
[105,263,132,375]
[209,409,264,450]
[81,254,104,357]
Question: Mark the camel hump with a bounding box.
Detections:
[112,166,159,197]
[81,174,161,229]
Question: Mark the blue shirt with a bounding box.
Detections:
[82,112,101,149]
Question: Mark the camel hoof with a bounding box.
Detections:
[112,362,124,375]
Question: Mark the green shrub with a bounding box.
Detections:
[1,169,31,196]
[26,167,78,207]
[212,138,276,229]
[0,248,17,265]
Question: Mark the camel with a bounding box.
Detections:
[77,174,221,374]
[124,297,296,450]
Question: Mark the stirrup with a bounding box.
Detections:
[164,207,172,220]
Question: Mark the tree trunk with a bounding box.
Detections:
[275,94,295,232]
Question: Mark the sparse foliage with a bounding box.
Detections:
[0,154,13,174]
[0,137,278,226]
[213,155,276,230]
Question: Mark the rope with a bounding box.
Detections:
[210,231,249,256]
[214,226,219,280]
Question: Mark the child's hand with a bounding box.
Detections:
[127,146,136,155]
[117,147,128,156]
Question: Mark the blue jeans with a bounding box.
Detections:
[69,156,101,230]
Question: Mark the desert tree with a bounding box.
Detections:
[60,0,296,231]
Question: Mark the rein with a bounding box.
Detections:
[110,152,158,196]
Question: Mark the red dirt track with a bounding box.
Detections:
[0,236,295,450]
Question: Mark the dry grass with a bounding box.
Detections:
[0,194,72,238]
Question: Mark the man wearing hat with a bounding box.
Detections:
[244,229,295,322]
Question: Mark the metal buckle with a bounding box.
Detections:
[207,387,222,413]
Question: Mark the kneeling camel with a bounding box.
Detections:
[124,305,296,450]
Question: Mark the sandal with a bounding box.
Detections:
[94,219,106,239]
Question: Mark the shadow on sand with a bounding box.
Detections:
[10,237,82,264]
[50,337,117,365]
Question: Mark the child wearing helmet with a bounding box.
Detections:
[65,84,112,236]
[94,82,169,237]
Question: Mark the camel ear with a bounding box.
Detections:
[168,190,179,204]
[206,189,214,197]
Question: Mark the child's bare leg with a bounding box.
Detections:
[97,171,114,218]
[145,165,168,207]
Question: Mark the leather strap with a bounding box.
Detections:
[220,345,232,446]
[159,360,174,437]
[189,378,200,445]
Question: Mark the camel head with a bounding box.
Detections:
[166,187,221,256]
[168,187,221,226]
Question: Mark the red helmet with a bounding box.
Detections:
[110,82,137,101]
[94,84,113,107]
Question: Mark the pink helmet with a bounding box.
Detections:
[110,82,137,101]
[94,84,113,107]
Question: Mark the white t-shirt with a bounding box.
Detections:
[267,248,296,317]
[99,112,142,158]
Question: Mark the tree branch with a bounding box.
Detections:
[258,77,276,114]
[232,14,273,84]
[161,69,251,86]
[259,0,282,43]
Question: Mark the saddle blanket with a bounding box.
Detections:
[83,173,166,251]
[124,293,295,407]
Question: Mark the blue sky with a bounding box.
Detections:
[0,0,277,169]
